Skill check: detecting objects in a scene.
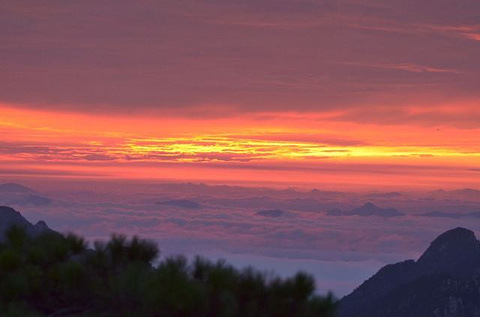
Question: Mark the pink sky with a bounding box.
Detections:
[1,0,479,190]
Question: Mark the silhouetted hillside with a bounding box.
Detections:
[339,227,480,317]
[0,206,55,239]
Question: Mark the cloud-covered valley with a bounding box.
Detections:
[2,180,479,296]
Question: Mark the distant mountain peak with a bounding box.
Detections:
[0,183,35,194]
[348,202,404,217]
[0,184,52,207]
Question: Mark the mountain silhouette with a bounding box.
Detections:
[339,227,480,317]
[416,228,480,277]
[347,202,404,217]
[0,206,56,239]
[0,183,35,194]
[0,183,52,206]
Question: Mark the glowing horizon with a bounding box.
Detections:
[1,1,479,190]
[1,104,479,190]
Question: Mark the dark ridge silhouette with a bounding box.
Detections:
[256,209,286,218]
[0,206,32,232]
[339,227,480,317]
[156,199,203,209]
[416,228,480,276]
[0,206,55,239]
[0,206,335,316]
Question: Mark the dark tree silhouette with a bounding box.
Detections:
[0,226,336,316]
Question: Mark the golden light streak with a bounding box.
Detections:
[1,104,479,189]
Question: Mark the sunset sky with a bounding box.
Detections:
[1,0,479,190]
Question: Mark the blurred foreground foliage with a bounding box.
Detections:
[0,226,336,316]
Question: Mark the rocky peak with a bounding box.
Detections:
[339,227,480,317]
[427,227,476,248]
[0,206,30,225]
[32,220,56,236]
[417,227,480,276]
[34,220,49,230]
[0,205,20,215]
[0,206,56,239]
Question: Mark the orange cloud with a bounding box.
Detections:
[1,104,479,190]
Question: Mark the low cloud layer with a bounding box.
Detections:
[4,180,479,296]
